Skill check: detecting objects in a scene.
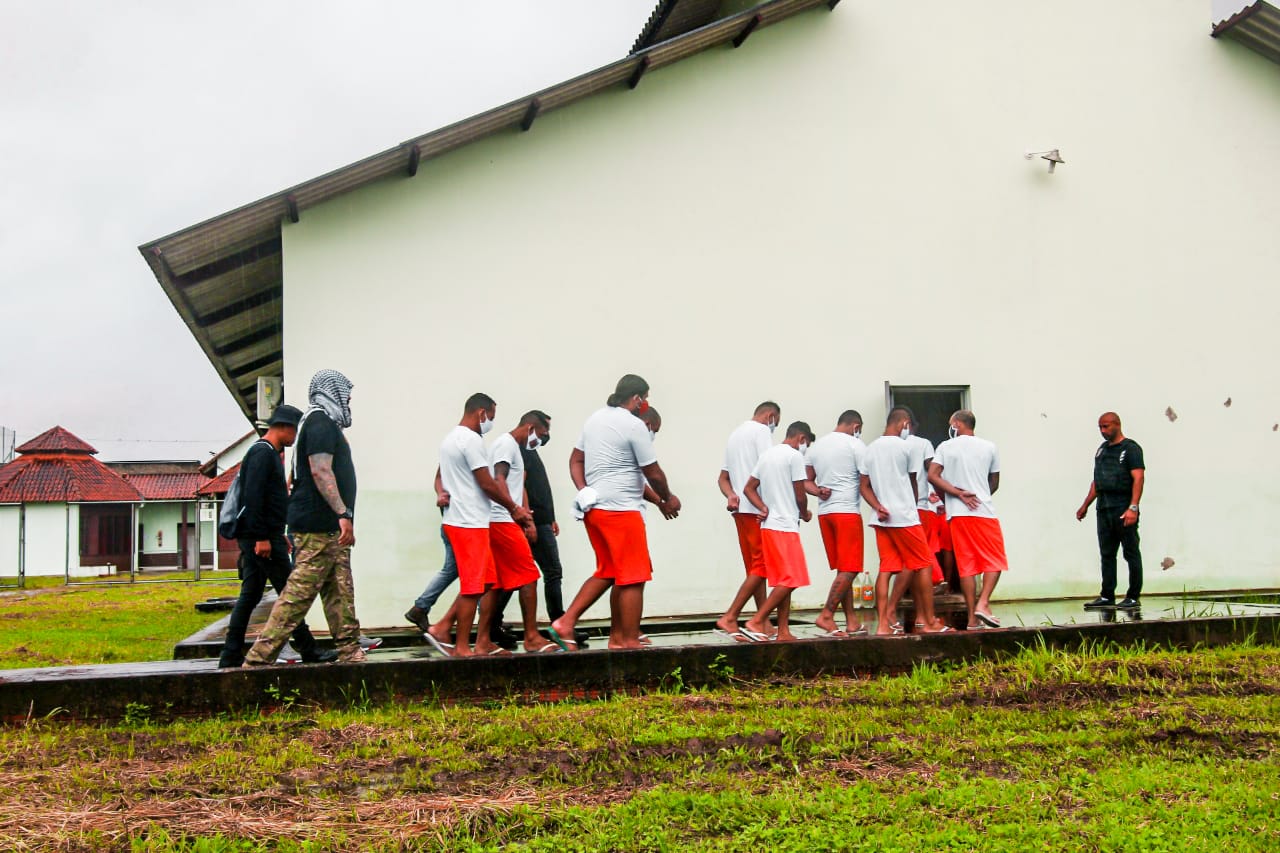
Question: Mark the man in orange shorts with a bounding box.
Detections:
[741,422,815,643]
[549,374,680,651]
[929,409,1007,630]
[906,418,947,595]
[713,402,780,631]
[428,393,534,657]
[859,407,948,635]
[486,410,559,653]
[805,410,868,637]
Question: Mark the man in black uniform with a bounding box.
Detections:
[217,405,336,668]
[1076,411,1145,609]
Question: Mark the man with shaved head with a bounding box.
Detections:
[1077,412,1145,609]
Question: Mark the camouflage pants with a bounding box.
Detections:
[244,532,362,664]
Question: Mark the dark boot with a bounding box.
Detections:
[404,606,432,633]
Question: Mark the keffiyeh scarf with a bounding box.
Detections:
[307,369,354,430]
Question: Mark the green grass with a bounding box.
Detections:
[1,642,1277,851]
[0,579,237,668]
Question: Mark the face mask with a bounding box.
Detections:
[900,427,911,439]
[635,398,650,416]
[768,420,778,435]
[540,433,550,448]
[648,429,657,442]
[798,441,809,454]
[479,415,494,436]
[852,430,861,441]
[526,432,541,450]
[948,426,959,440]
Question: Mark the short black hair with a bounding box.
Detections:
[520,410,551,429]
[785,420,811,440]
[952,409,976,430]
[754,401,781,418]
[607,374,649,406]
[836,409,862,427]
[464,392,496,413]
[886,406,914,427]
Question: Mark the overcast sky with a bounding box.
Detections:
[0,0,653,459]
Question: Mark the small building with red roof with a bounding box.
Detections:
[0,427,142,579]
[109,461,213,570]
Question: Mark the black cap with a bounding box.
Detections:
[267,404,303,428]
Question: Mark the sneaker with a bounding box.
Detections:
[1116,597,1140,609]
[299,648,339,664]
[404,606,432,633]
[1083,597,1114,610]
[276,642,302,664]
[359,635,383,651]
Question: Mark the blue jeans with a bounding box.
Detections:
[413,525,458,615]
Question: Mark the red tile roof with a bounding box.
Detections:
[16,426,96,455]
[119,472,207,501]
[197,462,240,497]
[0,426,141,504]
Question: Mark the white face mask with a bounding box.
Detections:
[900,427,911,439]
[798,441,809,454]
[479,415,494,436]
[852,430,861,441]
[526,432,541,450]
[767,419,778,434]
[948,426,959,440]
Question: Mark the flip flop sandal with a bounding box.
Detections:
[818,629,849,639]
[486,647,513,656]
[847,627,869,637]
[976,612,1001,628]
[639,633,653,645]
[739,628,774,643]
[545,625,579,652]
[713,628,745,640]
[530,644,564,653]
[423,634,455,656]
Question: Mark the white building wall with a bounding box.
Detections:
[282,0,1280,627]
[19,503,74,577]
[0,506,19,578]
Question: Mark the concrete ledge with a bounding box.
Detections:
[3,614,1278,722]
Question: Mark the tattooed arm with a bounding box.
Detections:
[309,452,355,546]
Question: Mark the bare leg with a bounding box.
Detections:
[775,591,795,641]
[716,575,766,633]
[517,583,553,651]
[976,571,1001,617]
[960,573,979,627]
[449,594,481,656]
[940,550,959,592]
[841,587,860,632]
[878,571,918,635]
[472,588,504,655]
[609,583,646,649]
[427,599,461,648]
[913,567,944,630]
[551,577,613,643]
[815,572,858,633]
[744,586,793,639]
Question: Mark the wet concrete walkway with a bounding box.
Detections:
[2,593,1277,721]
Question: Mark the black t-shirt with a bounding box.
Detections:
[521,445,555,526]
[1093,438,1144,509]
[236,439,288,541]
[288,412,357,534]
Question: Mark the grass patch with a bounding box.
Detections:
[0,643,1276,850]
[0,580,237,668]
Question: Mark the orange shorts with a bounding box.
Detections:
[583,508,652,587]
[818,513,864,572]
[443,525,496,596]
[935,510,953,551]
[873,525,934,573]
[733,513,767,578]
[918,510,945,583]
[760,529,810,589]
[489,521,541,591]
[949,516,1009,578]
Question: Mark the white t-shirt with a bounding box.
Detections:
[439,425,491,529]
[933,435,1001,519]
[576,406,658,512]
[722,420,772,516]
[751,443,807,533]
[858,435,923,527]
[488,432,525,523]
[908,435,935,509]
[804,432,865,515]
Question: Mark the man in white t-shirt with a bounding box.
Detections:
[805,409,869,637]
[486,411,558,653]
[929,409,1007,630]
[548,374,681,651]
[740,422,815,643]
[712,401,781,636]
[859,407,948,636]
[427,393,534,657]
[907,423,948,609]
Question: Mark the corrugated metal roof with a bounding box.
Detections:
[1213,1,1280,65]
[138,0,835,422]
[632,0,724,53]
